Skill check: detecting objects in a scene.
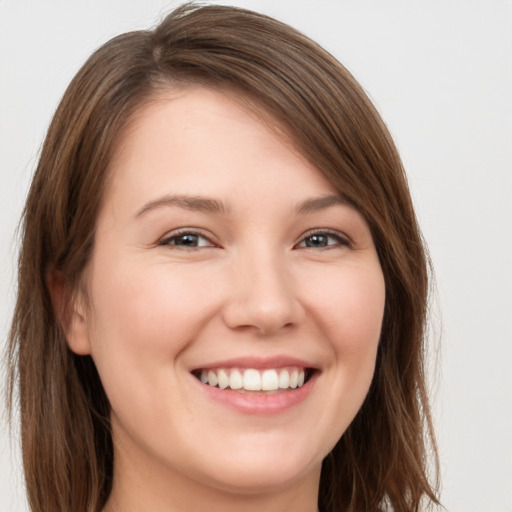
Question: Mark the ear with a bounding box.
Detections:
[47,270,92,356]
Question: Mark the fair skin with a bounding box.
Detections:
[66,86,385,512]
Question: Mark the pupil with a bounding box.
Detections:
[306,235,327,247]
[176,234,198,246]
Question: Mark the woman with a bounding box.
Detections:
[7,4,439,512]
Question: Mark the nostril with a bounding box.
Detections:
[221,272,304,335]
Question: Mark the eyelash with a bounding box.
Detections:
[157,228,351,250]
[158,229,216,249]
[295,229,351,250]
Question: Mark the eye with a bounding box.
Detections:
[296,230,350,249]
[158,230,215,249]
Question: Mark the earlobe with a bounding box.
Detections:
[47,270,92,356]
[67,295,92,356]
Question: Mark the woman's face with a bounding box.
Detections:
[69,87,385,502]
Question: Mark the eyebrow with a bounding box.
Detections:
[295,194,351,214]
[135,194,229,218]
[135,193,350,218]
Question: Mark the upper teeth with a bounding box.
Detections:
[199,367,306,391]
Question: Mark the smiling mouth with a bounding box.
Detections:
[192,367,314,393]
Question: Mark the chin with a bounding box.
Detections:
[182,435,325,496]
[199,458,320,496]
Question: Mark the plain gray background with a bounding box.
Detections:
[1,1,511,511]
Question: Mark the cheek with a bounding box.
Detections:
[83,258,223,440]
[308,263,385,357]
[84,257,219,386]
[297,262,385,448]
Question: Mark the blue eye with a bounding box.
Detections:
[297,231,349,249]
[159,231,214,248]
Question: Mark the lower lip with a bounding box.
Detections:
[193,372,318,415]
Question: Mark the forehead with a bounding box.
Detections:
[113,84,301,165]
[102,86,337,214]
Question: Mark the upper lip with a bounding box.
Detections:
[190,355,319,372]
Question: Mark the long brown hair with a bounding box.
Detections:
[7,3,439,511]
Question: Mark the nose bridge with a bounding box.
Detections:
[223,241,301,335]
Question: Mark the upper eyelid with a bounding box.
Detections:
[297,228,352,245]
[158,228,217,246]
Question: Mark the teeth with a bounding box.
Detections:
[278,369,290,389]
[290,369,298,389]
[243,369,261,391]
[229,369,243,390]
[261,369,279,391]
[207,370,218,387]
[198,367,308,391]
[217,369,229,389]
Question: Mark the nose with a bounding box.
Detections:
[222,250,304,336]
